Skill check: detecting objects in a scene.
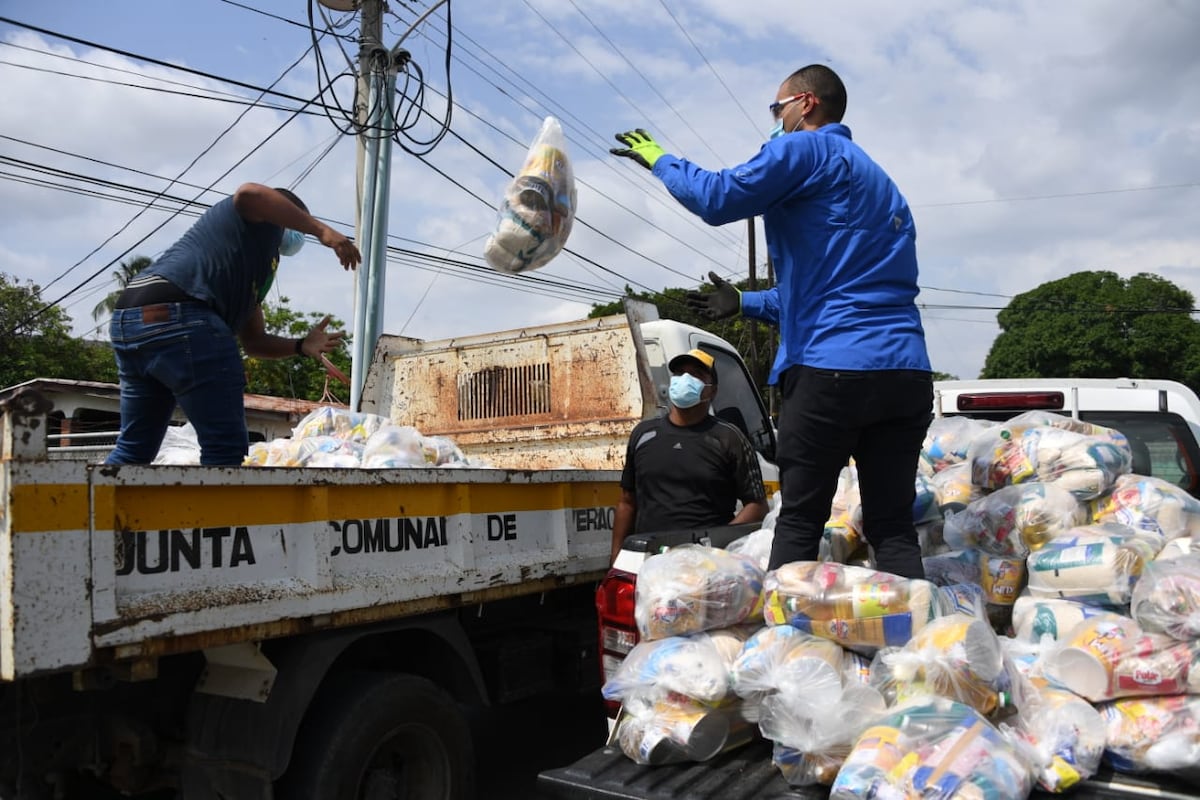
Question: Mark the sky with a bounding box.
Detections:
[1,0,1198,384]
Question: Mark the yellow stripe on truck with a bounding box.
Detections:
[12,479,622,533]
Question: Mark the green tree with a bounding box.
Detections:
[590,280,778,398]
[92,255,151,322]
[243,297,353,403]
[981,271,1200,390]
[0,272,117,389]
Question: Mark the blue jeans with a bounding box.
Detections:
[767,366,933,578]
[106,301,248,466]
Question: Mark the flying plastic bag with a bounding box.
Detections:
[484,116,577,273]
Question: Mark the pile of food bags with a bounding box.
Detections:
[242,406,470,468]
[602,409,1200,795]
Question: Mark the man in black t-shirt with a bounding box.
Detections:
[611,348,769,564]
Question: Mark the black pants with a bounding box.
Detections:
[767,365,933,578]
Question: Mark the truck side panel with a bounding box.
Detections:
[3,459,617,675]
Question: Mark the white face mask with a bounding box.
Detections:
[279,229,305,257]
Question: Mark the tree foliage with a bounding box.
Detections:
[92,255,151,322]
[981,271,1200,390]
[243,297,353,404]
[0,272,117,389]
[589,280,778,396]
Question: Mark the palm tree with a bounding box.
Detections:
[92,255,152,322]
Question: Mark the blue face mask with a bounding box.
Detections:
[279,229,305,257]
[669,373,707,409]
[768,120,785,140]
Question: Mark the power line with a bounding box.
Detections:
[655,0,760,137]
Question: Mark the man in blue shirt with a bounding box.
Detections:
[611,65,932,579]
[106,183,361,466]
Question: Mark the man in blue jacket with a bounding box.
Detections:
[610,64,932,579]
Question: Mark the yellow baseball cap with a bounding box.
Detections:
[668,348,717,383]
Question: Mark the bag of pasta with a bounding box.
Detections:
[484,116,577,273]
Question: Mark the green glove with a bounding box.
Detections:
[610,129,666,170]
[685,271,741,320]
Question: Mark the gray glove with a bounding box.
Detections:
[685,271,741,320]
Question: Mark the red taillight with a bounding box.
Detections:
[596,568,639,718]
[956,391,1064,411]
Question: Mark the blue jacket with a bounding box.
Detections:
[653,123,931,382]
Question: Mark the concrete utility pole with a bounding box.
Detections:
[319,0,446,410]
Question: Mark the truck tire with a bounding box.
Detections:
[276,670,475,800]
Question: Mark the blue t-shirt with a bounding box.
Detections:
[653,124,931,382]
[146,197,283,332]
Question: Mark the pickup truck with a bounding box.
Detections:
[0,300,777,799]
[540,377,1200,800]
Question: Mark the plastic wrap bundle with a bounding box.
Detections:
[914,473,947,555]
[613,693,751,765]
[246,434,364,467]
[819,466,864,564]
[1012,594,1110,643]
[726,526,773,571]
[1013,679,1107,793]
[1099,694,1200,778]
[484,116,577,274]
[1041,611,1200,702]
[923,549,981,588]
[730,626,885,785]
[1026,523,1161,607]
[634,545,764,641]
[1159,537,1194,561]
[762,562,935,654]
[944,482,1086,558]
[360,425,467,468]
[1020,425,1132,500]
[871,613,1026,717]
[291,406,392,443]
[1092,473,1200,542]
[829,698,1035,800]
[602,634,732,706]
[1131,552,1200,640]
[922,415,996,473]
[930,462,984,515]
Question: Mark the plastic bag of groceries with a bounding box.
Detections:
[291,406,391,443]
[484,116,577,273]
[943,482,1086,557]
[871,613,1029,718]
[1020,425,1132,500]
[613,692,754,765]
[1026,523,1162,607]
[1010,678,1107,793]
[829,698,1035,800]
[930,461,985,515]
[154,423,201,465]
[602,633,735,706]
[762,562,936,655]
[1011,594,1111,643]
[1041,611,1200,702]
[1131,552,1200,640]
[246,434,363,467]
[1099,694,1200,778]
[634,545,764,641]
[921,415,996,473]
[1092,473,1200,542]
[820,466,864,563]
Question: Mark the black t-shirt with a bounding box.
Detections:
[620,414,767,534]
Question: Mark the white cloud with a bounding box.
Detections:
[2,0,1198,389]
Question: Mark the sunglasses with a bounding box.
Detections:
[769,93,809,119]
